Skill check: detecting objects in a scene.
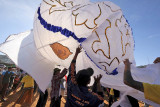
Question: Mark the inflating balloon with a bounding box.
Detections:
[33,0,134,74]
[0,0,160,106]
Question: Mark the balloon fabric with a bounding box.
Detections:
[33,0,134,74]
[0,0,160,106]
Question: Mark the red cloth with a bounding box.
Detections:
[65,75,67,82]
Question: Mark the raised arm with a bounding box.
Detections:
[95,74,103,93]
[54,68,67,80]
[92,74,103,92]
[68,46,82,84]
[70,46,82,72]
[72,46,82,62]
[123,59,144,92]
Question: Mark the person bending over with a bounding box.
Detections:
[13,73,34,106]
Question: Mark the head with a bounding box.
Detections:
[25,73,29,76]
[16,67,20,71]
[12,68,16,72]
[8,67,12,71]
[4,67,7,70]
[76,68,94,86]
[53,68,61,75]
[153,57,160,64]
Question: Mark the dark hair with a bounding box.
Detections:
[77,75,90,86]
[8,67,12,70]
[76,68,93,86]
[20,69,23,72]
[53,68,61,75]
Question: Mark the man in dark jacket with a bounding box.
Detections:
[1,67,15,101]
[65,46,104,107]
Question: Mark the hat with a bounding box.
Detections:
[76,68,94,86]
[76,68,93,78]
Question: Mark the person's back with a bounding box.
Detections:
[1,68,14,101]
[21,75,34,88]
[13,74,34,106]
[65,46,104,107]
[66,83,103,107]
[2,71,13,84]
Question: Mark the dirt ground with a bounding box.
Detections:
[0,87,68,107]
[0,88,147,107]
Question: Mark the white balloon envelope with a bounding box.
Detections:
[33,0,134,74]
[1,0,160,106]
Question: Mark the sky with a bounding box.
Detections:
[0,0,160,66]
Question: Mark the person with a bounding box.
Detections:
[19,70,26,91]
[15,67,22,79]
[34,80,38,94]
[0,68,3,92]
[64,75,67,96]
[50,67,68,107]
[1,67,15,101]
[0,64,6,73]
[12,75,20,90]
[0,68,3,74]
[13,73,34,106]
[123,57,160,105]
[0,65,6,92]
[126,95,139,107]
[65,46,104,107]
[36,88,48,107]
[108,88,116,107]
[8,68,16,90]
[144,102,150,107]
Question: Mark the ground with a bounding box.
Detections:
[0,88,148,107]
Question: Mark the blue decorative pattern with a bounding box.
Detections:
[37,7,86,43]
[83,46,118,75]
[110,68,118,75]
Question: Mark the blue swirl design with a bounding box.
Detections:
[81,45,118,75]
[37,7,86,43]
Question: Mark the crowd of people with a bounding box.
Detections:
[0,66,25,102]
[0,46,160,107]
